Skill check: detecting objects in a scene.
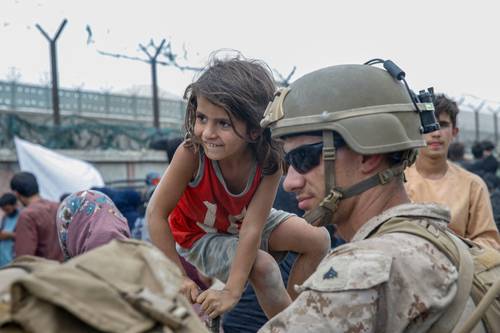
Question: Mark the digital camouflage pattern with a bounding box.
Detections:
[259,203,486,333]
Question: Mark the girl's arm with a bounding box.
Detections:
[197,169,282,316]
[147,144,197,275]
[225,169,281,294]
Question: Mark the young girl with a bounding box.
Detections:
[147,56,330,319]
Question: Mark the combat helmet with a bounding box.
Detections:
[261,59,439,226]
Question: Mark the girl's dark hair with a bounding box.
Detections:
[183,54,281,174]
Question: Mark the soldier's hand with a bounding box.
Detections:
[196,288,240,319]
[180,277,200,303]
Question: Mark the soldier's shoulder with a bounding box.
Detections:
[301,231,456,292]
[356,229,456,274]
[298,245,393,293]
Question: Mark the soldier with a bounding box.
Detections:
[258,62,486,332]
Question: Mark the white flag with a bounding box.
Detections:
[14,137,104,201]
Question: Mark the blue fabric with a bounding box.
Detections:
[92,187,142,231]
[131,216,151,242]
[0,210,19,267]
[222,177,345,332]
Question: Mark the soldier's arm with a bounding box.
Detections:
[258,248,391,332]
[258,288,379,333]
[467,176,500,250]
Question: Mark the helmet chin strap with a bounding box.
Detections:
[303,131,410,227]
[303,130,339,226]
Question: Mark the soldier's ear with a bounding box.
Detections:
[360,154,384,174]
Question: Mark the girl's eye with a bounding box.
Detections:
[220,121,231,128]
[196,114,207,123]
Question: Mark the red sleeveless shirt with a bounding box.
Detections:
[169,152,262,249]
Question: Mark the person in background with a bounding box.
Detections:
[472,141,484,160]
[131,172,161,241]
[448,141,471,169]
[0,193,20,267]
[466,140,499,192]
[468,141,485,175]
[56,190,130,260]
[92,186,142,233]
[480,140,498,176]
[405,94,500,250]
[10,172,64,261]
[59,192,71,203]
[166,137,184,163]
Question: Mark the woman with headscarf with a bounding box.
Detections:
[57,189,212,290]
[56,190,130,260]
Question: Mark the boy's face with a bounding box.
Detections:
[1,204,16,216]
[420,112,458,160]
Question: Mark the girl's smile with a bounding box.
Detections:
[194,96,249,163]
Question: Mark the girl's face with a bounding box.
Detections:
[194,96,249,162]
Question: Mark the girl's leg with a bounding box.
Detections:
[178,232,291,318]
[248,249,291,318]
[268,216,331,299]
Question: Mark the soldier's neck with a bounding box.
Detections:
[336,182,410,241]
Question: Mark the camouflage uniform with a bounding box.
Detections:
[259,203,484,333]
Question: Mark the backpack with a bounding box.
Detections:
[0,239,209,333]
[372,217,500,333]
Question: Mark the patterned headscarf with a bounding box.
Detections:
[56,190,131,260]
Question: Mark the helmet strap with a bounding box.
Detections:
[303,132,411,227]
[303,130,341,226]
[340,163,406,199]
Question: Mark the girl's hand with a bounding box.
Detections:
[181,277,200,303]
[196,288,240,318]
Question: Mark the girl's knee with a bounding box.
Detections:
[311,227,331,255]
[249,250,280,283]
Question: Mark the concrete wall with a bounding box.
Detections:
[0,148,168,195]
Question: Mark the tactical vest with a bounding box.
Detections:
[371,217,500,333]
[0,239,209,333]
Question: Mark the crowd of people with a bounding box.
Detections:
[1,55,499,333]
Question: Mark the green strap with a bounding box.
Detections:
[340,163,406,199]
[303,132,410,226]
[372,219,474,333]
[303,131,337,226]
[321,130,336,223]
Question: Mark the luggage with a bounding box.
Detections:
[0,239,209,333]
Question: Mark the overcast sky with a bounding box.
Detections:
[2,0,499,107]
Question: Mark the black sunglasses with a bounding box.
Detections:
[284,142,324,174]
[284,138,345,174]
